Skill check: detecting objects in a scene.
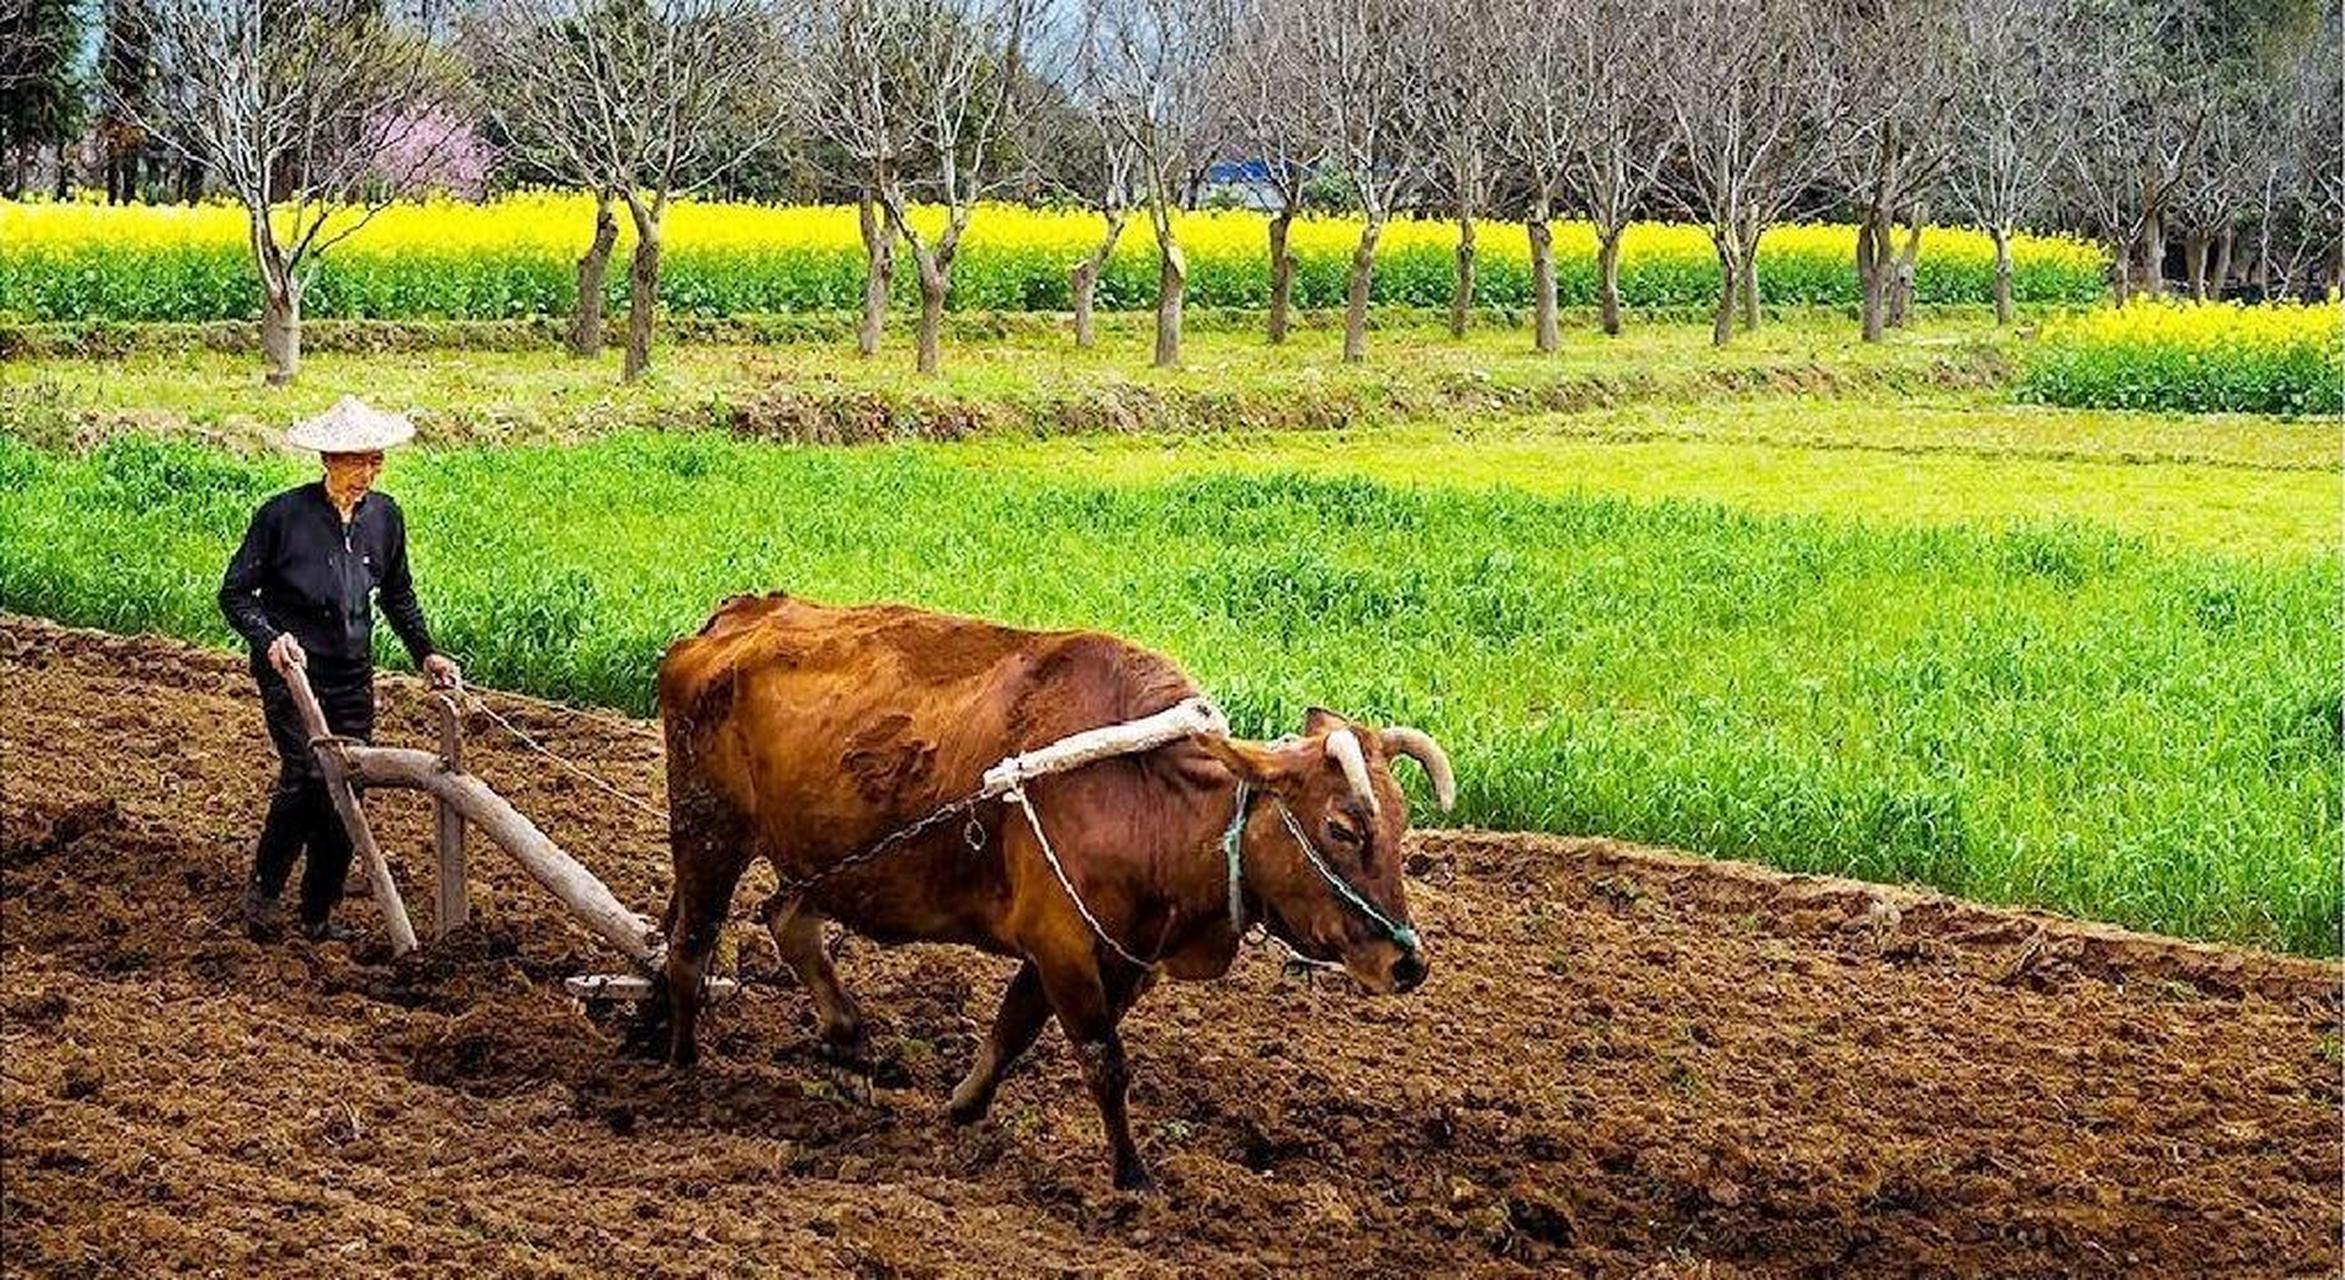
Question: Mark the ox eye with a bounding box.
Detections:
[1326,818,1363,847]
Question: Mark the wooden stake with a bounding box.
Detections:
[433,693,469,939]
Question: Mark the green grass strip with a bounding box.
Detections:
[1,430,2334,955]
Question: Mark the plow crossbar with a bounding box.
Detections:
[340,746,662,965]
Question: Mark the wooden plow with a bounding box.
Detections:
[278,664,726,1001]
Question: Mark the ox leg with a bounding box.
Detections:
[663,850,750,1071]
[765,898,866,1057]
[1039,957,1151,1190]
[948,961,1049,1125]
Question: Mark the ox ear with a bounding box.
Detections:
[1191,734,1297,787]
[1301,706,1348,737]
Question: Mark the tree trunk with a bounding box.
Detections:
[569,190,618,358]
[1267,208,1296,344]
[2141,213,2165,298]
[1886,218,1921,329]
[2111,237,2132,305]
[1449,199,1476,339]
[53,139,70,200]
[1597,225,1625,337]
[1737,248,1760,332]
[1527,210,1558,353]
[858,186,892,357]
[1343,218,1382,363]
[251,209,301,385]
[1711,238,1737,346]
[1072,210,1124,350]
[621,206,661,383]
[1857,213,1887,343]
[2184,229,2209,301]
[1154,230,1186,368]
[914,251,947,375]
[1069,260,1099,349]
[261,284,301,386]
[2211,226,2234,300]
[1991,224,2014,326]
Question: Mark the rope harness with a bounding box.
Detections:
[1005,774,1420,971]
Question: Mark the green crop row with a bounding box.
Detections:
[0,429,2332,955]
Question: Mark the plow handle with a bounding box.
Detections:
[277,658,421,956]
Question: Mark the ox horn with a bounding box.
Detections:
[1324,728,1380,818]
[1380,727,1456,811]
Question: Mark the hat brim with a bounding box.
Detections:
[284,407,417,453]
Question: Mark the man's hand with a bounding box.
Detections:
[266,633,306,675]
[422,653,463,691]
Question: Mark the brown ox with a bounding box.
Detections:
[652,593,1454,1188]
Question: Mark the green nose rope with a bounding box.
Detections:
[1262,796,1421,955]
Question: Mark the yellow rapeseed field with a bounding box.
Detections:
[0,194,2110,322]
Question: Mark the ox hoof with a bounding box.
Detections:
[946,1092,991,1126]
[1111,1162,1156,1193]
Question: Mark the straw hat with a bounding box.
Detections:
[284,396,416,453]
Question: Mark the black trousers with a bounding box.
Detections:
[250,663,376,926]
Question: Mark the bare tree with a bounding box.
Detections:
[1085,0,1230,366]
[2170,81,2261,299]
[1557,0,1669,340]
[464,0,787,381]
[1295,0,1432,362]
[1059,96,1140,349]
[2282,6,2342,294]
[1218,0,1323,344]
[1832,0,1959,341]
[105,0,464,384]
[804,0,1035,375]
[2058,0,2228,303]
[1942,0,2072,324]
[1425,0,1496,338]
[799,0,901,356]
[1652,0,1842,345]
[1490,0,1573,351]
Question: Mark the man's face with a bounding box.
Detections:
[322,451,385,505]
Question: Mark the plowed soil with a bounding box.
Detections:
[2,615,2336,1279]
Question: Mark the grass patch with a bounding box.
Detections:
[954,398,2339,558]
[0,314,2016,459]
[0,315,2011,451]
[0,429,2334,955]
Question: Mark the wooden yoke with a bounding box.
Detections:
[280,661,422,956]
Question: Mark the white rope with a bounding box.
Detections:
[1007,785,1159,970]
[461,693,668,821]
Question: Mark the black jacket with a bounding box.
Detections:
[218,482,435,676]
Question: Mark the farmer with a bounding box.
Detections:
[218,397,461,943]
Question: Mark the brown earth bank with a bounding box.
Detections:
[1,614,2336,1279]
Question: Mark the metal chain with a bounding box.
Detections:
[763,789,992,904]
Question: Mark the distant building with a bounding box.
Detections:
[1197,159,1283,212]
